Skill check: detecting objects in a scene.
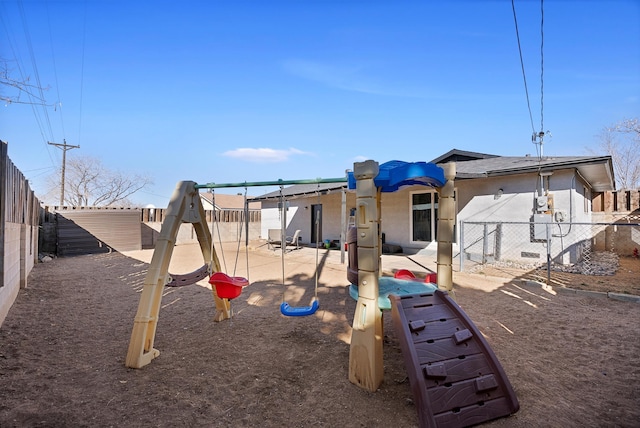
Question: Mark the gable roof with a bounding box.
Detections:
[430,149,499,164]
[436,153,615,192]
[249,182,348,202]
[250,182,347,201]
[247,149,616,201]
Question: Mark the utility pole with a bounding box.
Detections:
[48,139,80,206]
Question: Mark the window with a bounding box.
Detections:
[411,191,438,242]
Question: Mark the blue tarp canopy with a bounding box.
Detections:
[347,160,446,192]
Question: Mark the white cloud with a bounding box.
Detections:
[283,59,363,90]
[282,59,430,98]
[222,147,312,163]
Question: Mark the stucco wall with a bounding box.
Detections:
[315,192,354,242]
[261,191,356,245]
[21,224,36,288]
[1,223,37,326]
[380,189,413,248]
[1,224,21,326]
[458,169,597,265]
[457,169,590,224]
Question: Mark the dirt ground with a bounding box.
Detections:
[472,256,640,297]
[1,242,639,427]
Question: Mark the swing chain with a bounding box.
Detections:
[279,183,321,317]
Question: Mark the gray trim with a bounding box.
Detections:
[441,154,614,191]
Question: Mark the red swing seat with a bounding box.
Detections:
[208,272,250,299]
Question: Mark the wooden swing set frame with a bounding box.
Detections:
[125,177,347,369]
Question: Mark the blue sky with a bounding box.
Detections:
[2,0,639,208]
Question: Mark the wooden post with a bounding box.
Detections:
[437,162,456,297]
[631,190,640,212]
[348,160,384,392]
[603,191,615,213]
[619,190,629,212]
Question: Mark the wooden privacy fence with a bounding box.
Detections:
[38,206,263,253]
[1,140,40,325]
[42,206,143,256]
[140,207,262,248]
[592,190,640,213]
[140,207,261,224]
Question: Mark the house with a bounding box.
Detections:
[435,148,615,224]
[199,192,261,211]
[249,182,351,246]
[435,149,615,266]
[250,150,615,264]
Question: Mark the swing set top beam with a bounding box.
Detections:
[195,177,348,190]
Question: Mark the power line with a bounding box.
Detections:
[18,0,55,142]
[77,0,88,145]
[511,0,536,136]
[511,0,547,157]
[46,0,66,140]
[540,0,545,135]
[0,2,56,167]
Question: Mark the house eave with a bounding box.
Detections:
[248,184,348,202]
[448,156,615,192]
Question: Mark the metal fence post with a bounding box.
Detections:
[459,221,465,272]
[482,223,489,264]
[546,222,551,284]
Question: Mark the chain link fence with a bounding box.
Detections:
[459,220,640,280]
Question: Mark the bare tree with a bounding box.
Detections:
[1,58,50,106]
[597,118,640,190]
[48,155,153,207]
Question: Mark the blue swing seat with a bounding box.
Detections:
[280,299,319,317]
